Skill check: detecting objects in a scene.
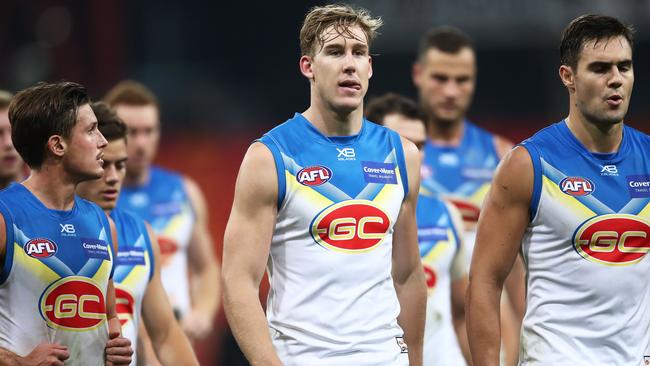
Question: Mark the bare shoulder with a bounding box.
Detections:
[494,134,515,159]
[399,135,419,162]
[491,145,533,204]
[234,142,278,207]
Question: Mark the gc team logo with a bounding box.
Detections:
[573,214,650,266]
[296,166,332,186]
[115,287,135,326]
[310,200,390,253]
[423,264,437,293]
[39,276,107,331]
[24,238,58,258]
[559,177,594,196]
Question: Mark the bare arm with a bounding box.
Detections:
[142,224,198,366]
[466,146,532,366]
[0,344,70,366]
[183,177,221,339]
[222,142,282,366]
[446,202,472,365]
[392,137,427,366]
[105,217,133,366]
[494,135,514,160]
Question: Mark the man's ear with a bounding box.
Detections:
[47,135,67,159]
[559,64,576,92]
[300,55,314,81]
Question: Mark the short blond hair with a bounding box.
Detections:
[300,4,383,57]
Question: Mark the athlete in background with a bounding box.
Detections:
[104,81,220,340]
[0,81,132,365]
[367,92,471,365]
[77,102,199,366]
[468,15,649,365]
[412,26,524,365]
[0,90,23,189]
[223,4,426,366]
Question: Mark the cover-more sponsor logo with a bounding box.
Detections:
[296,166,332,186]
[310,199,390,253]
[559,176,595,196]
[115,287,135,326]
[25,238,58,258]
[573,214,650,266]
[40,276,106,330]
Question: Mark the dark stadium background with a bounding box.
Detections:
[2,1,648,364]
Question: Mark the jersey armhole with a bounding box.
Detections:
[391,131,409,199]
[141,220,155,283]
[256,135,286,210]
[100,208,117,280]
[0,201,15,285]
[518,143,542,222]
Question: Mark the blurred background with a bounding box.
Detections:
[2,1,648,364]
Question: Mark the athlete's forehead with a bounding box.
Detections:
[318,24,369,50]
[420,48,475,73]
[577,35,632,67]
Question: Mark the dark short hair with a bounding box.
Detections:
[560,14,634,69]
[417,26,474,60]
[0,90,12,110]
[91,102,127,143]
[104,80,159,110]
[9,81,90,168]
[365,93,425,125]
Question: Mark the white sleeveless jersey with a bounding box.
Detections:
[0,184,114,365]
[118,166,194,318]
[417,193,468,366]
[258,114,410,366]
[519,121,650,365]
[110,208,154,365]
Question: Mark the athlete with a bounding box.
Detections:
[76,102,199,366]
[104,81,220,340]
[222,4,426,366]
[0,90,23,189]
[366,93,471,365]
[412,26,524,365]
[467,15,649,365]
[0,81,132,365]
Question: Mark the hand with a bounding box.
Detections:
[181,309,213,340]
[105,330,133,366]
[20,343,69,366]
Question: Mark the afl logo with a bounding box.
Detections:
[559,177,594,196]
[310,200,390,253]
[25,238,58,258]
[296,166,332,186]
[39,276,107,331]
[573,214,650,266]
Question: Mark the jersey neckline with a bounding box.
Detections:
[557,120,629,164]
[14,183,79,219]
[294,112,365,146]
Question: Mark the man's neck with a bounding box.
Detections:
[427,117,465,146]
[124,168,150,187]
[22,166,77,211]
[0,174,20,190]
[302,99,364,137]
[566,109,623,154]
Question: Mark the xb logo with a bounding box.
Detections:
[601,165,618,176]
[60,224,76,234]
[336,147,355,160]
